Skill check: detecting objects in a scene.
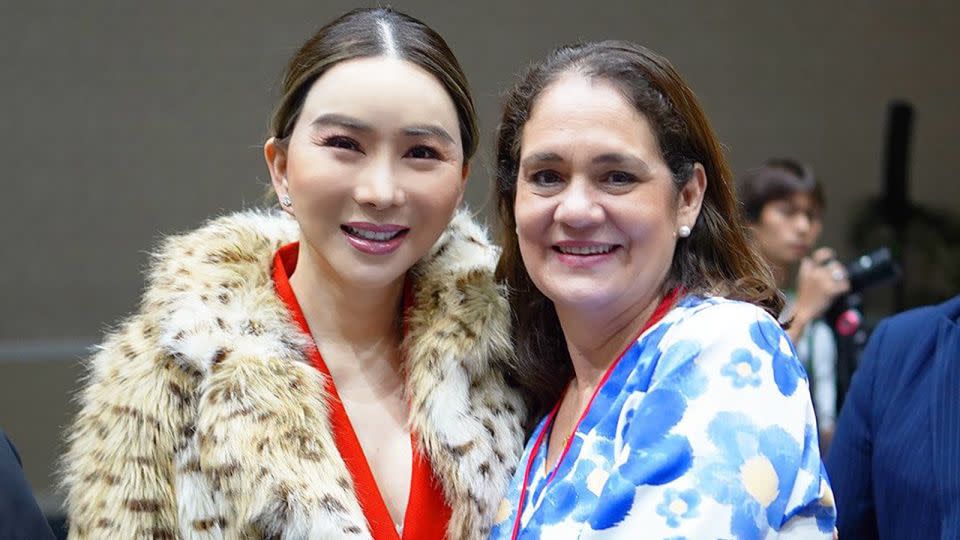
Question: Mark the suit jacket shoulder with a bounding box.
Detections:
[1,430,55,539]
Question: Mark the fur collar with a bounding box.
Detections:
[63,209,525,539]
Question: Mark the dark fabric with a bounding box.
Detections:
[0,430,56,540]
[826,295,960,540]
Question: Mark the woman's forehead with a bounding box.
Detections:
[298,56,460,134]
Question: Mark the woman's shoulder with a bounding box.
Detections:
[643,295,804,396]
[661,295,785,345]
[141,208,297,306]
[92,209,303,376]
[149,208,298,271]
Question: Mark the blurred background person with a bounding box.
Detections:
[739,159,850,448]
[826,294,960,539]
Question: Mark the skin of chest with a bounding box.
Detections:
[332,352,414,528]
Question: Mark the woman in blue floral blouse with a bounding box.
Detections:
[490,41,836,539]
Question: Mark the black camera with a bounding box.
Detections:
[829,246,903,412]
[826,247,901,336]
[844,247,902,295]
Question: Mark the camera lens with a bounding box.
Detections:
[847,247,901,293]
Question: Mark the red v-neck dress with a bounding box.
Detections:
[272,242,452,540]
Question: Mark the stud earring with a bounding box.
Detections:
[678,225,691,238]
[281,194,293,207]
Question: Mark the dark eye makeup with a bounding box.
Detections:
[318,135,362,152]
[406,145,442,160]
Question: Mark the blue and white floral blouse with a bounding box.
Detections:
[490,296,836,539]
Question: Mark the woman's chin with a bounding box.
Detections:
[324,255,410,291]
[544,285,620,313]
[347,268,408,290]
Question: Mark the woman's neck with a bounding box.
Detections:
[555,290,663,396]
[289,242,405,377]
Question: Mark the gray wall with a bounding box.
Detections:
[3,1,959,510]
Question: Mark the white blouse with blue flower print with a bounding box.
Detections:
[490,296,836,540]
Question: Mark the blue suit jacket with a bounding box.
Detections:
[826,295,960,539]
[0,430,56,539]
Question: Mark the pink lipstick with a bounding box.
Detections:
[341,222,409,255]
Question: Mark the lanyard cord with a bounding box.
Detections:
[508,288,682,540]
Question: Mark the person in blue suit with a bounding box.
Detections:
[0,429,56,539]
[826,295,960,539]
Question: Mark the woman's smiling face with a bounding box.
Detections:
[515,72,703,314]
[265,56,467,289]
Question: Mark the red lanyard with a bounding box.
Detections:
[509,288,681,540]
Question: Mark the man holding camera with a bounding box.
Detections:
[739,159,850,449]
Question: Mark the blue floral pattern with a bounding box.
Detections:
[721,349,763,388]
[489,296,835,539]
[656,489,701,527]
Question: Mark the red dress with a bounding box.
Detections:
[273,242,452,540]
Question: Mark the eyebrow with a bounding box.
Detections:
[310,113,373,133]
[591,152,651,174]
[402,124,456,145]
[310,114,455,145]
[521,152,564,169]
[520,151,651,173]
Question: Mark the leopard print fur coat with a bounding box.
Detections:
[61,209,526,539]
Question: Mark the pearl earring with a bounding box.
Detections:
[678,225,691,238]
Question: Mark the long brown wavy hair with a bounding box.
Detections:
[494,41,783,417]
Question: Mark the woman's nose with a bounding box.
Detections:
[553,181,604,228]
[353,158,406,209]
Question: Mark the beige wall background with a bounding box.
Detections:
[2,1,958,511]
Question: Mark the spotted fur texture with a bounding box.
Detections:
[61,209,526,539]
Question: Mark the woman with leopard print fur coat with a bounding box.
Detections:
[61,8,525,540]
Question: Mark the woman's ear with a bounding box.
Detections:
[678,163,707,228]
[457,162,470,207]
[264,138,292,214]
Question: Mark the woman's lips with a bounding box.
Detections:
[341,223,409,255]
[552,241,621,268]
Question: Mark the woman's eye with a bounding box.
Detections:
[322,136,361,152]
[605,171,637,185]
[406,145,440,160]
[531,170,563,186]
